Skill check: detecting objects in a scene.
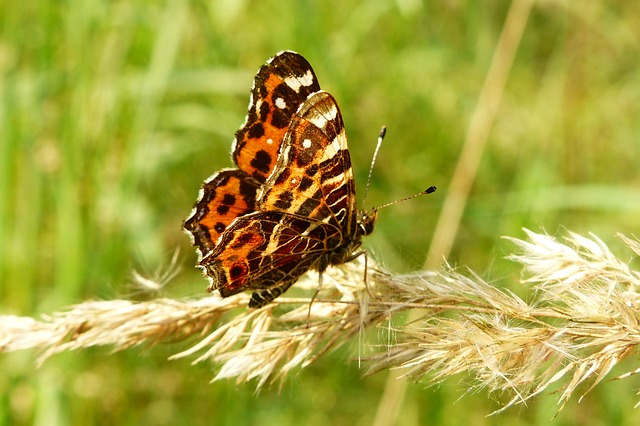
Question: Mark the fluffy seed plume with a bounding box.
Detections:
[1,229,640,413]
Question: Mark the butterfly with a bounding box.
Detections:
[184,51,435,308]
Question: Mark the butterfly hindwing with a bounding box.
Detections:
[184,169,259,259]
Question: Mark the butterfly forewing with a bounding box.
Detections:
[233,51,321,183]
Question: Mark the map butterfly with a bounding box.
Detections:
[184,51,435,308]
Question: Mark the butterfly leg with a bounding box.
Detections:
[249,278,297,308]
[364,251,372,297]
[344,250,373,298]
[362,251,373,299]
[305,270,324,326]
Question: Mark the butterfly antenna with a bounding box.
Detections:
[361,126,387,210]
[369,185,437,213]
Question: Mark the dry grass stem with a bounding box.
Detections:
[367,229,640,413]
[1,229,639,412]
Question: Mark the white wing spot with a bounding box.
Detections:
[302,139,312,149]
[330,135,342,152]
[307,114,327,128]
[325,103,338,120]
[320,132,346,162]
[266,138,274,145]
[275,97,287,109]
[291,178,297,184]
[307,103,338,128]
[284,76,302,92]
[284,70,314,93]
[299,70,315,87]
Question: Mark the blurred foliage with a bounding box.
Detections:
[1,0,639,424]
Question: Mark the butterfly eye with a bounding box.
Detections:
[358,211,377,236]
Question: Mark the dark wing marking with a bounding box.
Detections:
[232,51,321,183]
[184,169,259,259]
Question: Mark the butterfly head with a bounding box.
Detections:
[358,210,377,237]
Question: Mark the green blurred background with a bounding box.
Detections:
[1,1,640,425]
